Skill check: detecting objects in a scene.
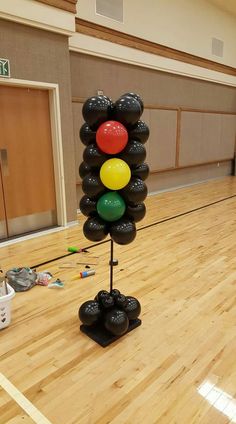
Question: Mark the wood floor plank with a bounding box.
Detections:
[0,176,236,423]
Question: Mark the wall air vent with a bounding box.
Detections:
[212,38,224,57]
[96,0,123,22]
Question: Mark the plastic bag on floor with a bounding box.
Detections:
[36,271,52,286]
[5,267,37,292]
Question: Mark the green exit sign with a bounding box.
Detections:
[0,58,10,78]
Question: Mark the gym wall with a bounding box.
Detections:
[0,18,77,222]
[77,0,236,68]
[70,52,236,205]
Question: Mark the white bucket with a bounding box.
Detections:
[0,283,15,329]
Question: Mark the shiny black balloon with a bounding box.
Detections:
[79,161,92,179]
[79,195,97,217]
[82,174,105,198]
[101,295,115,309]
[110,289,120,300]
[126,203,146,222]
[120,178,147,203]
[95,290,110,304]
[119,140,146,166]
[115,294,127,308]
[123,296,141,320]
[79,300,102,325]
[110,218,136,245]
[131,163,149,181]
[79,123,96,146]
[83,144,108,168]
[102,95,113,103]
[122,93,144,113]
[83,216,108,242]
[114,96,141,128]
[82,96,112,129]
[128,120,149,143]
[105,309,129,336]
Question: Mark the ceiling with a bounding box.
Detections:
[207,0,236,17]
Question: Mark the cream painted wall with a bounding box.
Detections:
[76,0,236,68]
[0,0,75,34]
[69,33,236,87]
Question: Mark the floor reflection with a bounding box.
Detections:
[198,380,236,422]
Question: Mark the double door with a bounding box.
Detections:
[0,85,57,241]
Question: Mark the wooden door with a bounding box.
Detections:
[0,85,57,237]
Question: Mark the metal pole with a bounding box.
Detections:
[109,239,114,293]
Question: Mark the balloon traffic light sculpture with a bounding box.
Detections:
[78,93,149,346]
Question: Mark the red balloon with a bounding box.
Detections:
[96,120,128,154]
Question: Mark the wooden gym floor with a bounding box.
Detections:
[0,176,236,424]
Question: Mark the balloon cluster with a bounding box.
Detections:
[79,92,149,245]
[79,288,141,336]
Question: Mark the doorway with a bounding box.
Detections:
[0,85,58,241]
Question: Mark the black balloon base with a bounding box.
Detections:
[80,318,141,347]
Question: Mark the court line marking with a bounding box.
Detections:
[32,193,236,269]
[137,193,236,232]
[0,372,52,424]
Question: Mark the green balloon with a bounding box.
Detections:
[97,192,126,222]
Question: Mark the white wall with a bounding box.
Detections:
[0,0,75,34]
[76,0,236,68]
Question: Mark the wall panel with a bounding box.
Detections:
[147,161,233,193]
[220,115,236,157]
[179,112,236,166]
[140,108,150,170]
[72,102,84,182]
[148,110,177,171]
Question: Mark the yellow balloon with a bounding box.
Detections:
[100,158,131,190]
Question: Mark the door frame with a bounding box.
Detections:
[0,78,67,227]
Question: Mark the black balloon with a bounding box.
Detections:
[80,123,96,146]
[83,143,108,168]
[79,195,97,217]
[79,300,102,325]
[110,218,136,245]
[120,178,147,203]
[102,95,113,103]
[110,289,120,300]
[83,216,108,242]
[126,203,146,222]
[128,120,149,144]
[101,295,115,309]
[82,96,112,129]
[115,294,127,308]
[122,92,144,113]
[114,96,141,128]
[82,174,105,198]
[123,296,141,320]
[95,290,110,304]
[105,309,129,336]
[119,140,146,166]
[131,163,149,181]
[79,161,91,179]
